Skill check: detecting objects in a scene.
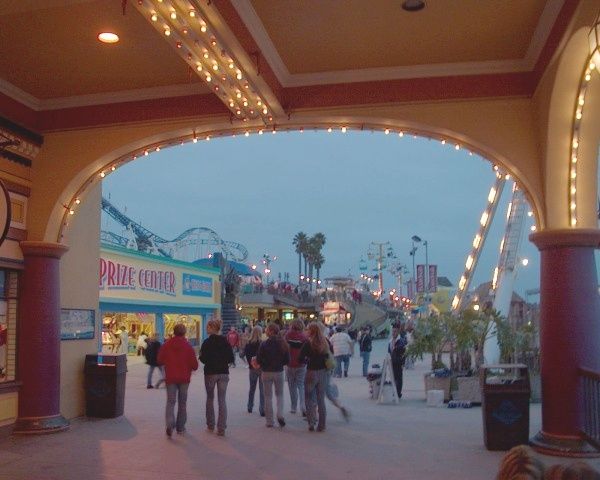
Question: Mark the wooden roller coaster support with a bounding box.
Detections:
[451,171,507,313]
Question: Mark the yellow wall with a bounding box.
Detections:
[59,183,100,419]
[0,392,17,427]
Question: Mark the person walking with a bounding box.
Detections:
[299,322,331,432]
[256,323,290,428]
[157,324,198,437]
[239,325,250,365]
[358,326,373,377]
[330,326,353,378]
[226,326,240,367]
[388,325,408,399]
[243,326,265,416]
[136,332,148,356]
[285,319,307,416]
[199,319,234,436]
[144,333,164,389]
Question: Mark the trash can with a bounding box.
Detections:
[84,354,127,418]
[481,363,530,451]
[367,364,382,399]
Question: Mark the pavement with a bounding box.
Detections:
[1,339,599,480]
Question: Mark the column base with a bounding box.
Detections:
[12,414,70,435]
[530,431,600,458]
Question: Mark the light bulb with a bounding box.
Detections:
[384,129,390,135]
[193,137,198,143]
[212,64,218,71]
[151,13,158,21]
[244,131,250,137]
[206,75,211,82]
[201,25,207,33]
[164,28,171,36]
[399,131,404,137]
[341,126,347,133]
[69,209,75,215]
[100,172,105,178]
[170,11,176,19]
[196,64,202,71]
[75,198,81,204]
[189,10,196,17]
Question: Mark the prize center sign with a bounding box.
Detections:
[99,250,216,304]
[99,258,176,296]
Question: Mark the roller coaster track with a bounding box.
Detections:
[101,196,248,262]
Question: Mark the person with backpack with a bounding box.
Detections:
[144,333,164,389]
[388,324,407,399]
[284,319,307,416]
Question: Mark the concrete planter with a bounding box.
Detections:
[453,376,482,404]
[424,374,452,402]
[530,373,542,403]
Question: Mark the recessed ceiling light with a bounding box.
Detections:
[98,32,119,44]
[402,0,425,12]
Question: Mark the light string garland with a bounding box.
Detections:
[58,124,536,240]
[569,12,600,227]
[133,0,272,123]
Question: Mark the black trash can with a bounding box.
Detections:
[84,354,127,418]
[481,364,530,451]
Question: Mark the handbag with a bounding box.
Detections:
[325,351,337,371]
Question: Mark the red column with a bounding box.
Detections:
[530,229,600,457]
[14,241,69,434]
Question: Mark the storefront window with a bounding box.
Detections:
[0,270,17,383]
[164,314,202,346]
[102,312,156,355]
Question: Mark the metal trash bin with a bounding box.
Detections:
[481,363,530,451]
[367,364,382,399]
[84,354,127,418]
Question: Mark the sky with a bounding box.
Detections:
[102,130,541,300]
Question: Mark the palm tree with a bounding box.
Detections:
[313,252,325,284]
[292,232,308,281]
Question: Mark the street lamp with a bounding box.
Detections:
[410,235,421,284]
[262,254,277,284]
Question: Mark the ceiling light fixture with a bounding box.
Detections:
[97,32,119,44]
[402,0,425,12]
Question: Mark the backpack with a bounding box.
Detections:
[391,337,407,365]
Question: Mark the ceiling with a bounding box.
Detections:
[249,0,548,75]
[0,0,575,131]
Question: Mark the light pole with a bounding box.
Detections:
[262,254,277,284]
[410,235,421,284]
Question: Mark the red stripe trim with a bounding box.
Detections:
[532,0,581,87]
[38,94,229,131]
[283,73,535,110]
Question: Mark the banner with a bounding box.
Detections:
[416,264,425,293]
[428,265,438,293]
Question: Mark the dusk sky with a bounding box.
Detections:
[102,131,541,299]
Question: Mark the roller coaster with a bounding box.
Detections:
[100,196,248,263]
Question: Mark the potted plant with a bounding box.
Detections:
[407,313,454,401]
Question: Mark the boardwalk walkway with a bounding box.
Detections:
[1,340,597,479]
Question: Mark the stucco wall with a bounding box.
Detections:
[59,182,100,419]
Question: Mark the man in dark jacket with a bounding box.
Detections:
[157,324,199,437]
[359,326,373,377]
[144,333,164,389]
[388,325,407,399]
[199,319,235,436]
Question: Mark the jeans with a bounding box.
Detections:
[248,368,265,415]
[334,354,350,377]
[360,351,371,376]
[147,365,164,387]
[392,361,404,398]
[205,374,229,432]
[305,369,328,429]
[262,371,285,426]
[165,383,189,432]
[286,366,306,413]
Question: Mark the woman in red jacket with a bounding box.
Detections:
[157,323,199,437]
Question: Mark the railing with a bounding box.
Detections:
[580,367,600,449]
